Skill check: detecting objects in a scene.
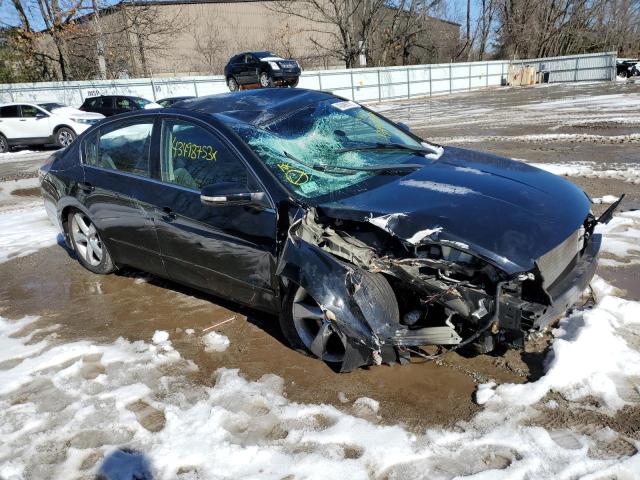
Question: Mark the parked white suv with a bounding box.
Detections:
[0,102,104,153]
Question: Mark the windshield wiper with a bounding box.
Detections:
[337,142,431,155]
[283,150,422,175]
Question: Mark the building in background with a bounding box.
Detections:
[37,0,460,79]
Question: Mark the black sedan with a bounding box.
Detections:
[224,51,301,91]
[157,96,195,108]
[40,88,610,372]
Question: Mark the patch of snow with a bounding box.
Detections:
[185,329,195,336]
[435,133,640,144]
[203,331,230,352]
[453,166,487,175]
[152,330,169,344]
[595,210,640,266]
[400,179,477,195]
[516,159,640,183]
[0,204,59,264]
[592,195,619,204]
[475,381,496,404]
[0,178,40,204]
[481,279,640,411]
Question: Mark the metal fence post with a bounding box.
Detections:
[486,62,489,87]
[469,63,472,91]
[377,69,381,102]
[574,57,579,82]
[193,80,199,97]
[318,72,322,91]
[77,85,83,103]
[406,68,410,99]
[350,69,355,101]
[429,64,432,97]
[449,63,452,93]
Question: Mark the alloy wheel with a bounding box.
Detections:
[260,73,271,88]
[0,137,7,153]
[291,286,347,363]
[71,213,103,266]
[58,129,74,147]
[228,77,238,92]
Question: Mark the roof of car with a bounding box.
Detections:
[175,88,337,125]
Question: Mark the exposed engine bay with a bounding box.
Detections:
[278,201,610,372]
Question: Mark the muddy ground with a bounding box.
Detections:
[1,81,639,432]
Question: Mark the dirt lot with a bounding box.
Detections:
[1,81,639,478]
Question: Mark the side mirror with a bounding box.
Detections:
[36,112,48,119]
[200,182,269,208]
[397,122,411,133]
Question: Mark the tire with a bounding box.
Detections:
[227,76,239,92]
[618,70,628,79]
[289,77,299,88]
[68,210,115,274]
[259,72,273,88]
[279,270,398,370]
[0,134,9,153]
[55,127,76,148]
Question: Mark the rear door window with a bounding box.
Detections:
[116,97,133,110]
[83,119,153,177]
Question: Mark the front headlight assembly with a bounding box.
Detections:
[268,61,280,70]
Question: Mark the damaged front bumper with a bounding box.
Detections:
[498,233,601,344]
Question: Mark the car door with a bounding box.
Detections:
[0,105,22,139]
[80,116,165,276]
[101,97,116,116]
[242,54,259,84]
[138,115,278,309]
[19,105,52,139]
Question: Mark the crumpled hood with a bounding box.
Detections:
[318,147,591,274]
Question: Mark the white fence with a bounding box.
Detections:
[0,51,616,107]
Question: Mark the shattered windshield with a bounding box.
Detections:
[227,99,431,199]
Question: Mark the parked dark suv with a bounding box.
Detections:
[79,95,161,117]
[224,51,301,91]
[617,60,639,78]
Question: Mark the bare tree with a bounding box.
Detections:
[270,0,387,68]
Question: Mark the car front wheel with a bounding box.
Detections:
[68,210,115,274]
[0,134,8,153]
[289,78,299,88]
[280,284,349,366]
[56,127,76,148]
[259,72,273,88]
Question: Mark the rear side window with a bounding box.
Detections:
[20,105,39,117]
[85,97,102,108]
[160,119,248,190]
[116,97,133,110]
[83,120,153,177]
[0,106,19,117]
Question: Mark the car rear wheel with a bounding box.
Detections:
[281,285,349,365]
[259,72,273,88]
[68,210,115,274]
[56,127,76,148]
[618,70,628,78]
[227,76,239,92]
[0,134,8,153]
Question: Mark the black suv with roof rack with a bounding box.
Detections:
[224,51,301,91]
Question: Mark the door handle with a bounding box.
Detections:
[19,119,27,122]
[161,206,177,220]
[79,182,94,193]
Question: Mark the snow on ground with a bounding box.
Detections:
[0,178,40,205]
[518,159,640,184]
[0,150,51,165]
[202,331,230,352]
[0,204,60,264]
[596,210,640,267]
[432,133,640,145]
[1,281,640,479]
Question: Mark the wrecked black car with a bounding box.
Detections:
[40,88,609,372]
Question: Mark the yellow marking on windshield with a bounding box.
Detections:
[278,162,310,185]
